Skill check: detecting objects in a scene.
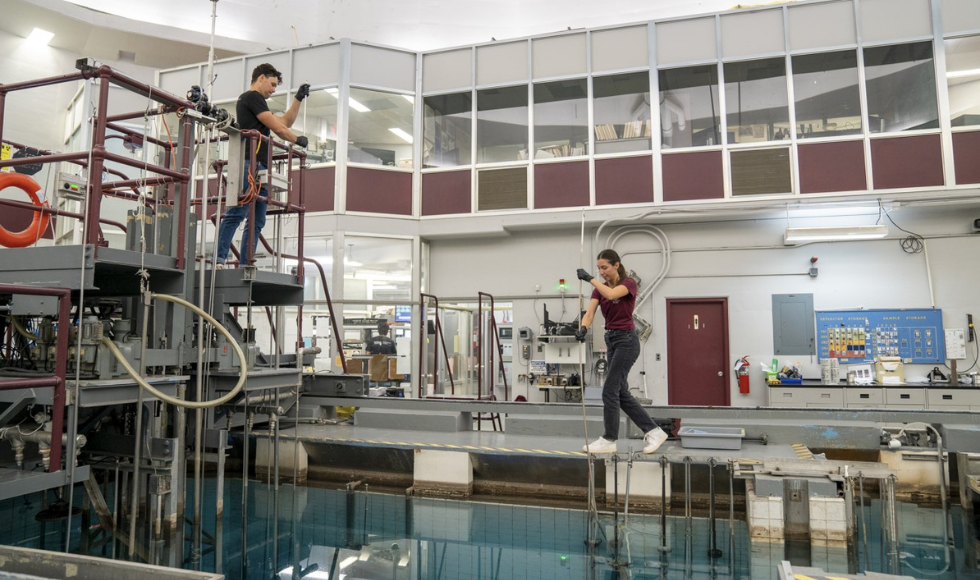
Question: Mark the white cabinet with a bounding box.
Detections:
[768,385,980,409]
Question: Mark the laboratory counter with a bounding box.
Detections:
[768,380,980,410]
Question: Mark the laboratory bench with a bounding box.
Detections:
[767,380,980,410]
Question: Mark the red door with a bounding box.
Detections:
[666,298,730,406]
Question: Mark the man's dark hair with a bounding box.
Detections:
[378,322,390,335]
[251,63,283,85]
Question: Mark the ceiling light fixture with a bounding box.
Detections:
[389,128,413,144]
[26,28,55,45]
[784,225,888,244]
[349,98,370,113]
[339,555,358,569]
[946,68,980,79]
[402,94,415,104]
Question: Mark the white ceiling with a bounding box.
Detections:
[12,0,742,62]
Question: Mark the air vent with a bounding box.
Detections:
[731,147,792,195]
[477,167,527,211]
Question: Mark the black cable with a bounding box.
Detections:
[878,199,924,254]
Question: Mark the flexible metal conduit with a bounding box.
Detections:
[101,292,247,409]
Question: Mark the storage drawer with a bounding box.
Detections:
[928,389,980,409]
[845,388,884,406]
[885,388,925,405]
[806,390,844,407]
[769,387,798,406]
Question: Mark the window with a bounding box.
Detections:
[345,87,415,167]
[423,92,472,168]
[792,50,862,138]
[343,236,413,302]
[593,71,651,154]
[864,42,939,133]
[533,79,589,158]
[659,65,720,148]
[945,36,980,127]
[724,58,789,144]
[291,88,338,164]
[476,85,529,163]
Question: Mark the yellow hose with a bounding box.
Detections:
[101,292,248,409]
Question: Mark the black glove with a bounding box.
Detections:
[576,268,594,283]
[575,326,588,342]
[295,83,311,102]
[295,136,309,148]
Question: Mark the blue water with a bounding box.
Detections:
[0,479,977,580]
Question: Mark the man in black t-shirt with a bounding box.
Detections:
[366,322,397,355]
[215,63,310,267]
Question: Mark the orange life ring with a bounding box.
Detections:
[0,172,51,248]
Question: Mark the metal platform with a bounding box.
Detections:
[0,465,90,502]
[197,267,303,307]
[0,545,222,580]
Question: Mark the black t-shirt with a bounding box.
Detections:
[237,90,271,162]
[366,335,397,355]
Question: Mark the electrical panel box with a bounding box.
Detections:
[816,309,945,364]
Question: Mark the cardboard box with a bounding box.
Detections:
[875,356,905,385]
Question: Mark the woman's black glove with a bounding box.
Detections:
[576,268,594,282]
[575,326,588,342]
[295,136,309,148]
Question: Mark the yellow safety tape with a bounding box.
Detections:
[793,574,820,580]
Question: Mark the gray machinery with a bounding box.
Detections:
[0,61,363,570]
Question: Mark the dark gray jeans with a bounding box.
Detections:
[602,329,658,440]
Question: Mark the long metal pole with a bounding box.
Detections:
[129,295,151,558]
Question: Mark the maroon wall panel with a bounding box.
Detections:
[534,161,590,209]
[346,168,413,215]
[595,156,654,205]
[422,170,471,216]
[952,131,980,185]
[290,165,335,212]
[871,135,944,190]
[661,151,724,201]
[798,140,866,194]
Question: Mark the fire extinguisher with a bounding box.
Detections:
[735,356,750,394]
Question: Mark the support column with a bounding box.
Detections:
[413,449,473,498]
[256,437,308,483]
[604,458,670,509]
[745,479,784,543]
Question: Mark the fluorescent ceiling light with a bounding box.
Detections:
[324,88,339,96]
[339,555,358,569]
[26,28,54,45]
[402,94,415,104]
[784,225,888,244]
[947,68,980,79]
[349,98,370,113]
[389,128,413,144]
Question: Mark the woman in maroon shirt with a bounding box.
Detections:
[576,249,668,455]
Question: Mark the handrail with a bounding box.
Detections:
[477,292,509,403]
[419,293,456,397]
[0,284,70,473]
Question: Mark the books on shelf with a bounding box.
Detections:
[595,120,651,141]
[594,124,618,141]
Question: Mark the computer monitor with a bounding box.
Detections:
[395,305,412,323]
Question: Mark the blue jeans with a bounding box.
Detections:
[602,329,657,440]
[216,161,267,264]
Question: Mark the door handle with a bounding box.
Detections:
[717,371,723,377]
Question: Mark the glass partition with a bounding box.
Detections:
[724,58,790,144]
[292,88,338,164]
[945,35,980,127]
[343,236,413,302]
[423,92,473,168]
[864,42,938,133]
[658,65,720,148]
[345,87,415,167]
[792,50,862,138]
[533,78,589,158]
[593,71,651,154]
[476,85,529,163]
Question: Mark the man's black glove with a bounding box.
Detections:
[295,136,309,148]
[575,326,588,342]
[576,268,594,283]
[296,83,311,102]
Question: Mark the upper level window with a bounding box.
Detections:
[864,42,938,133]
[423,92,472,168]
[792,50,862,138]
[593,71,651,154]
[945,35,980,128]
[659,65,720,148]
[724,58,789,144]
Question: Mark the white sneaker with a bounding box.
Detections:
[642,427,668,454]
[582,437,617,454]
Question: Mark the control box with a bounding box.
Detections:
[816,308,945,364]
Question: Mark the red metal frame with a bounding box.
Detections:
[0,284,71,472]
[419,293,456,397]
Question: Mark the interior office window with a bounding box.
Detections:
[291,88,338,164]
[864,42,939,133]
[423,92,473,168]
[476,85,529,163]
[343,236,413,302]
[533,78,589,158]
[593,71,651,154]
[945,36,980,127]
[345,87,415,168]
[659,65,720,149]
[792,51,862,138]
[724,58,790,144]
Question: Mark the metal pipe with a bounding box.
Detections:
[708,457,721,558]
[0,198,127,233]
[0,70,87,93]
[128,295,151,558]
[659,454,669,554]
[885,474,900,574]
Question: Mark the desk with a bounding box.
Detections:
[768,381,980,410]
